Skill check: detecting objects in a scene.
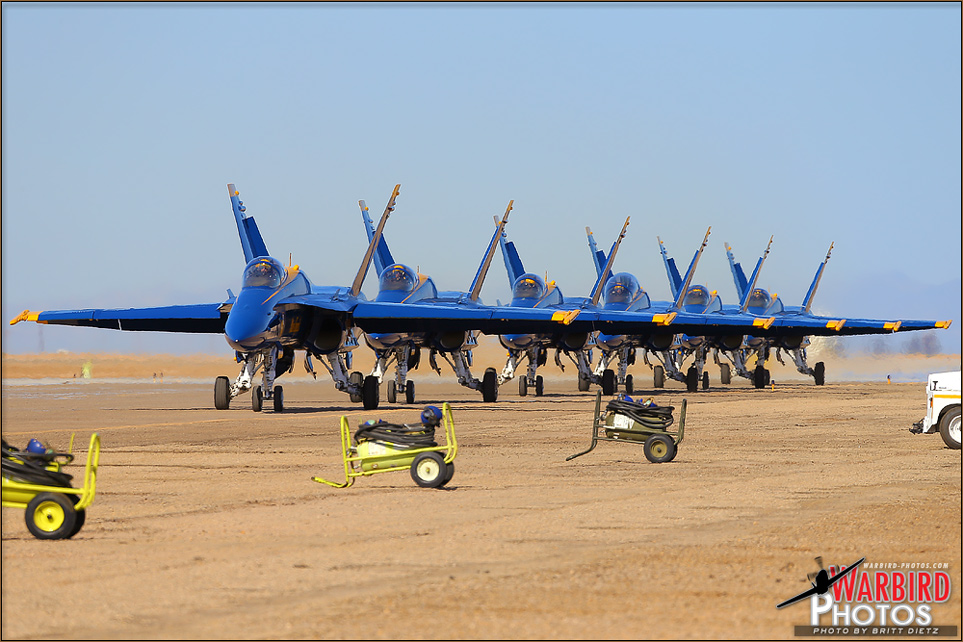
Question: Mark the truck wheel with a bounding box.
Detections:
[654,365,665,389]
[25,493,77,540]
[214,376,231,410]
[939,406,961,450]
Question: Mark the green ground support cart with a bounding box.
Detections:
[2,433,101,539]
[313,403,457,489]
[567,391,686,463]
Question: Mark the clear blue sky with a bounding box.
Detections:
[2,2,960,356]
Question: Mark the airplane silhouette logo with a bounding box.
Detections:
[776,556,866,609]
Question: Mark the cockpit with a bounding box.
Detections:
[511,273,545,305]
[683,285,721,313]
[604,272,639,305]
[379,264,417,294]
[242,257,285,289]
[745,288,772,314]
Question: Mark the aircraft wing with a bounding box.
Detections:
[776,585,820,609]
[764,314,951,337]
[10,302,230,334]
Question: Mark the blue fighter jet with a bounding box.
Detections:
[9,184,598,411]
[355,196,515,405]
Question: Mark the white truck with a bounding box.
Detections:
[911,370,961,449]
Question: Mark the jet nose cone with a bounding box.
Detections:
[225,291,275,349]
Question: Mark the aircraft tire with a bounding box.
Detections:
[643,434,676,464]
[252,387,263,412]
[702,372,709,390]
[362,376,380,410]
[349,371,363,403]
[25,493,77,540]
[273,386,284,412]
[685,367,698,393]
[602,369,616,396]
[387,381,397,404]
[720,363,731,385]
[535,375,544,396]
[410,452,447,488]
[519,377,527,397]
[753,365,767,389]
[625,374,634,395]
[405,381,416,405]
[939,406,961,450]
[214,376,231,410]
[578,375,590,392]
[654,366,665,389]
[482,368,498,403]
[814,362,826,386]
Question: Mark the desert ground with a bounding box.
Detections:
[1,348,960,640]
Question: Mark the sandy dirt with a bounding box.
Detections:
[1,352,960,640]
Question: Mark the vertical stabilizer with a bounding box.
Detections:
[590,217,630,305]
[668,227,711,309]
[359,199,395,277]
[802,242,833,313]
[497,220,527,286]
[737,236,773,313]
[469,201,513,302]
[228,184,270,263]
[586,227,607,278]
[659,236,684,299]
[351,185,400,297]
[725,242,749,302]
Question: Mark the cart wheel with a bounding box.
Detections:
[518,377,527,397]
[273,386,284,412]
[362,375,380,410]
[939,406,961,450]
[643,434,677,464]
[387,380,397,404]
[25,493,77,540]
[720,363,732,385]
[405,381,416,405]
[441,461,455,487]
[654,365,665,389]
[252,387,263,412]
[214,376,231,410]
[482,368,498,402]
[602,369,616,396]
[535,375,544,396]
[410,452,447,488]
[349,371,363,403]
[68,495,86,538]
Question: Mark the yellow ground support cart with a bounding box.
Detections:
[313,404,457,489]
[567,391,686,463]
[2,433,101,539]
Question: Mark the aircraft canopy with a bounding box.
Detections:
[243,257,285,288]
